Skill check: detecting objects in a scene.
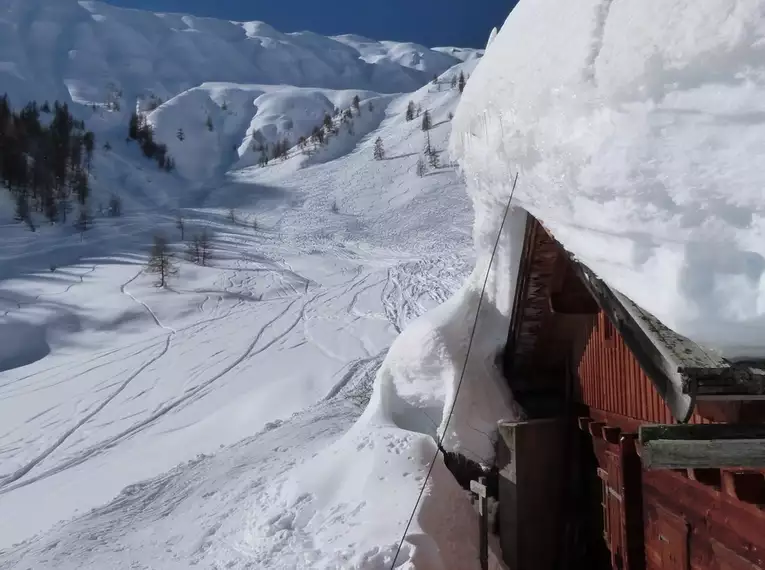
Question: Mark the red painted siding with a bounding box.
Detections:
[576,311,708,425]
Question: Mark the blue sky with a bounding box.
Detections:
[102,0,516,48]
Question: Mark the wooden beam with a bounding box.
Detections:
[602,426,622,444]
[577,417,593,431]
[588,421,605,439]
[640,424,765,445]
[642,439,765,470]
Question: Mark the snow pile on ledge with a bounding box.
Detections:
[452,0,765,358]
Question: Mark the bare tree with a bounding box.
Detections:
[147,235,178,288]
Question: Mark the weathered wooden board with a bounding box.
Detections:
[642,438,765,470]
[640,424,765,444]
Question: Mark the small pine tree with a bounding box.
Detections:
[373,137,385,160]
[229,208,236,223]
[83,131,95,172]
[458,71,466,94]
[330,200,339,213]
[421,110,432,131]
[424,131,439,168]
[75,206,92,237]
[199,229,212,266]
[405,101,415,122]
[416,104,422,118]
[432,74,438,84]
[206,116,214,132]
[323,113,333,131]
[258,151,269,167]
[14,193,29,224]
[428,147,440,169]
[176,215,185,240]
[177,128,185,141]
[108,194,122,217]
[448,111,454,121]
[368,101,374,112]
[128,112,140,140]
[450,76,457,89]
[147,235,178,288]
[352,95,361,114]
[416,156,427,178]
[41,101,51,113]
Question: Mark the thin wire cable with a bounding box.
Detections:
[389,171,520,569]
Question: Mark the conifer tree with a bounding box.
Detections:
[425,131,439,168]
[421,110,432,131]
[83,131,95,172]
[176,215,185,240]
[416,156,427,178]
[177,128,185,141]
[373,137,385,160]
[352,95,361,114]
[406,101,415,122]
[450,76,457,89]
[458,71,466,94]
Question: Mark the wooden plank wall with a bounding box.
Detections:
[576,312,708,426]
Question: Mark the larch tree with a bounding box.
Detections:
[147,235,178,288]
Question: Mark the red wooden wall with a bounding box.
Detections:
[576,311,708,425]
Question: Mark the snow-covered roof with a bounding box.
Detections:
[451,0,765,359]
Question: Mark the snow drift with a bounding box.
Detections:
[453,0,765,358]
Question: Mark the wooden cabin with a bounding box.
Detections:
[497,213,765,570]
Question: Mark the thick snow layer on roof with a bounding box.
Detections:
[452,0,765,358]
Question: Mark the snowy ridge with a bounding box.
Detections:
[0,0,473,106]
[453,0,765,358]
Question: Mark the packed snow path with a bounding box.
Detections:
[0,71,478,568]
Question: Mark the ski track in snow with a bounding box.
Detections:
[0,53,478,568]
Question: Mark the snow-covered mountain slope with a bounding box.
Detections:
[453,0,765,359]
[145,83,388,182]
[0,54,494,569]
[0,0,473,107]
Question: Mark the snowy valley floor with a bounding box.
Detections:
[0,82,487,569]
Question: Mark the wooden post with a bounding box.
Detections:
[471,477,488,570]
